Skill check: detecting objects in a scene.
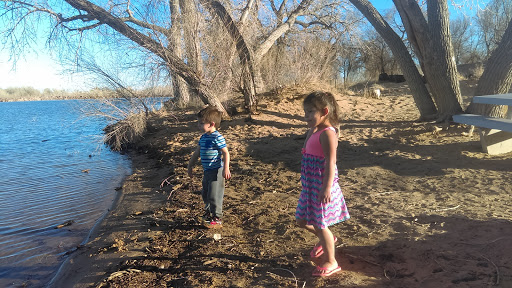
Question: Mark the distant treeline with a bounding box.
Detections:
[0,86,172,102]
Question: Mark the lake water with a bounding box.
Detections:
[0,100,133,287]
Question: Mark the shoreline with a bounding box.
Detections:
[47,160,132,287]
[47,151,165,287]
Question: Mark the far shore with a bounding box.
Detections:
[0,86,171,102]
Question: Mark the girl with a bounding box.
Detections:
[296,91,350,277]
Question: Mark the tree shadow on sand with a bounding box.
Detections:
[244,117,512,176]
[327,215,512,287]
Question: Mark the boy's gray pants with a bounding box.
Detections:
[202,167,225,218]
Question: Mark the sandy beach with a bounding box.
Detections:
[50,82,512,287]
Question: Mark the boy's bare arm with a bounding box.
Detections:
[188,146,200,177]
[221,147,231,180]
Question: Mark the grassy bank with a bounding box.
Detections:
[0,86,172,102]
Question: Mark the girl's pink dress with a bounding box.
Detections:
[296,127,350,229]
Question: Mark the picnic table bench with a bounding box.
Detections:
[453,93,512,155]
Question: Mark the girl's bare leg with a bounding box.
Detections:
[314,226,338,268]
[296,219,318,236]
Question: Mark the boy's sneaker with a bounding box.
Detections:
[205,217,222,229]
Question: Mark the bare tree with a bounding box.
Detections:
[201,0,327,112]
[348,0,508,123]
[360,30,399,79]
[467,17,512,118]
[475,0,512,58]
[348,0,438,120]
[170,0,191,106]
[199,0,258,113]
[351,0,512,123]
[392,0,464,120]
[1,0,228,115]
[450,15,476,65]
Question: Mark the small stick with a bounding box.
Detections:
[167,183,183,200]
[375,191,401,195]
[279,204,289,212]
[432,205,460,212]
[481,255,500,285]
[160,175,174,188]
[268,268,304,288]
[459,236,511,246]
[383,266,397,279]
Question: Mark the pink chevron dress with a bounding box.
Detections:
[296,127,350,229]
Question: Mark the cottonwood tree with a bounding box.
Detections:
[199,0,258,113]
[461,0,512,125]
[0,0,233,115]
[350,0,512,122]
[167,0,205,107]
[203,0,343,111]
[466,16,512,117]
[348,0,437,120]
[169,0,191,107]
[450,15,479,65]
[359,0,464,120]
[1,0,345,114]
[475,0,512,58]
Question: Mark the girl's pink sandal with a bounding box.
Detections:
[310,236,337,258]
[312,265,341,277]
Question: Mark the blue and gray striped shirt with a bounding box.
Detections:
[199,131,227,171]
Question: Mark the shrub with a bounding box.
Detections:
[103,112,147,151]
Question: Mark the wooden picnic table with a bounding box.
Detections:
[452,93,512,155]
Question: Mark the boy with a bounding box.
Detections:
[188,106,231,228]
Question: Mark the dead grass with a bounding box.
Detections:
[103,112,148,151]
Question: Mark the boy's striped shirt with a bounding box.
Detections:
[199,131,226,170]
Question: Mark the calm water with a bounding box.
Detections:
[0,100,132,287]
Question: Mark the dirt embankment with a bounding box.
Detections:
[52,83,512,288]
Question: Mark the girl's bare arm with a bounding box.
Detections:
[319,129,338,203]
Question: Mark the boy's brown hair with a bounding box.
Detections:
[198,106,222,128]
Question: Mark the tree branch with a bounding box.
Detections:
[254,0,314,61]
[295,19,336,30]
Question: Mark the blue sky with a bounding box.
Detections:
[0,0,485,91]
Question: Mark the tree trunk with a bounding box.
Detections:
[180,0,202,75]
[170,0,190,107]
[393,0,463,121]
[199,0,258,113]
[426,0,463,118]
[349,0,437,119]
[64,0,228,116]
[253,61,266,94]
[218,0,255,101]
[252,0,313,94]
[180,0,203,102]
[467,17,512,117]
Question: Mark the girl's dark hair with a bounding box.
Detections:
[303,91,340,128]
